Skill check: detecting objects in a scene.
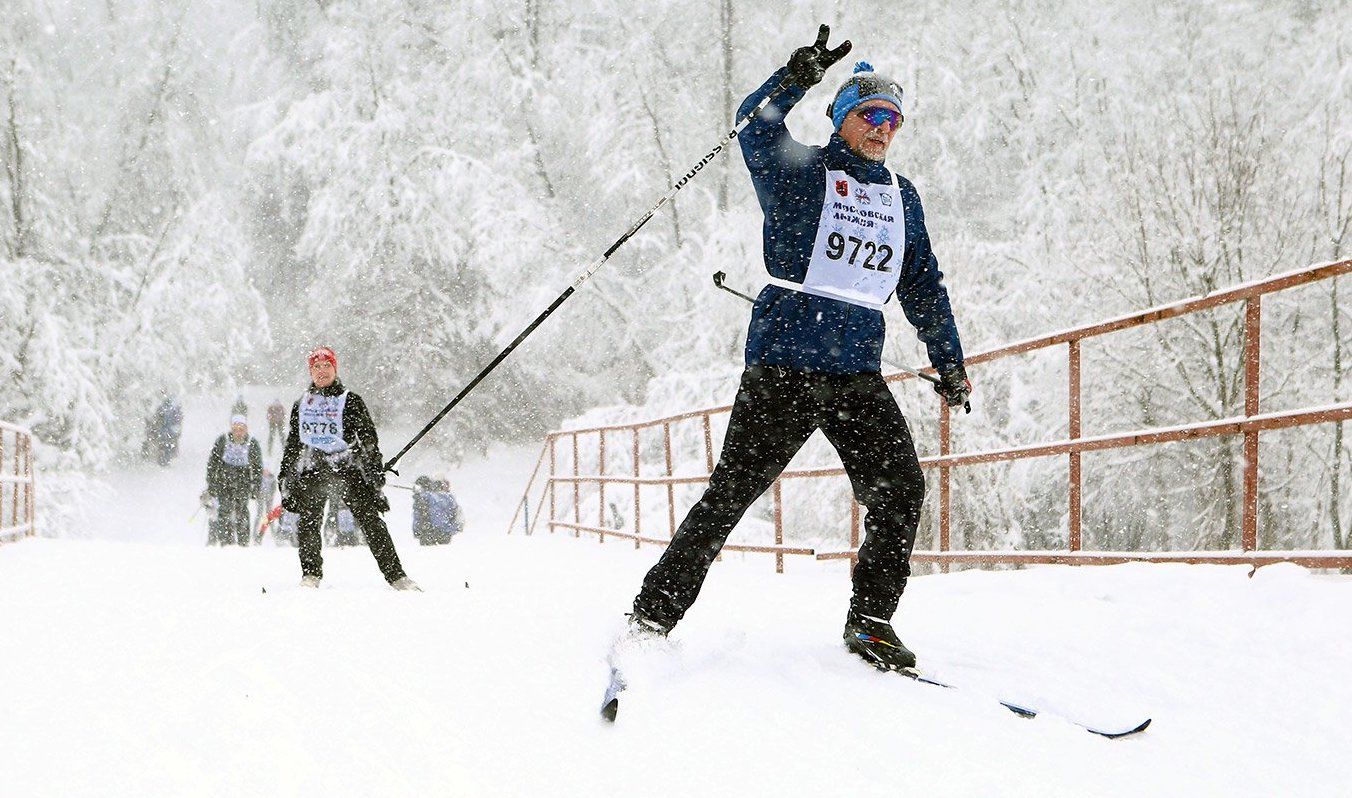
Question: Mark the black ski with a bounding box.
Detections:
[896,667,1152,738]
[601,662,1148,736]
[599,646,1148,737]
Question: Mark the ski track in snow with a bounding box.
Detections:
[3,389,1352,796]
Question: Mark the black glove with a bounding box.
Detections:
[279,479,299,512]
[784,24,852,89]
[934,365,973,413]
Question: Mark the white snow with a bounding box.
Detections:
[3,396,1351,797]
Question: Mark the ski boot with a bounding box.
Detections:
[609,610,671,664]
[300,574,321,589]
[390,576,422,592]
[844,612,916,672]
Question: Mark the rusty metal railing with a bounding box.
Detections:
[0,422,36,544]
[509,258,1352,571]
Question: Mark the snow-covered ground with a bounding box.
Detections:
[3,391,1351,796]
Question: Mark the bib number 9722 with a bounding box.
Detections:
[826,232,894,273]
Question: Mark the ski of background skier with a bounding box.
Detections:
[600,662,1150,738]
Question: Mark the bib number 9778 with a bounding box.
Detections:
[826,232,894,273]
[302,421,339,436]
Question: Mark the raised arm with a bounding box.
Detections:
[737,26,852,209]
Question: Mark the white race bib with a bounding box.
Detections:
[222,440,249,467]
[797,169,906,310]
[298,391,348,454]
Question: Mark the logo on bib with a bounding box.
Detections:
[880,192,893,206]
[835,180,849,197]
[854,188,872,205]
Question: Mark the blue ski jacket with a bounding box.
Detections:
[737,69,964,375]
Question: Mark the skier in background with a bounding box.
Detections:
[412,476,464,545]
[623,27,971,672]
[266,399,286,455]
[144,396,183,467]
[206,415,263,546]
[279,346,419,591]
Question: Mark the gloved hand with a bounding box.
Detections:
[784,24,852,89]
[324,445,353,470]
[279,479,299,512]
[933,365,973,413]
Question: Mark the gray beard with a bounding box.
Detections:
[849,141,889,162]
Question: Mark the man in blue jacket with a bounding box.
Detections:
[628,27,971,672]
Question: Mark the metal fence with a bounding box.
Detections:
[509,258,1352,571]
[0,422,36,544]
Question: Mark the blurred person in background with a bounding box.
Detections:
[413,475,465,545]
[206,415,263,546]
[266,398,287,455]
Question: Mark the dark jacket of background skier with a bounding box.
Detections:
[737,67,963,375]
[206,434,263,498]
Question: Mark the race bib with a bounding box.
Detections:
[298,391,348,453]
[222,440,249,467]
[799,169,906,310]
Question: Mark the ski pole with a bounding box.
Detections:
[711,270,758,303]
[709,271,970,413]
[384,83,792,474]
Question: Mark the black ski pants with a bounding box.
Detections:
[210,493,252,546]
[634,366,926,630]
[292,469,405,584]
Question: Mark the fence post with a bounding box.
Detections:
[632,427,642,549]
[548,435,557,534]
[9,430,17,531]
[26,434,34,538]
[572,432,581,537]
[1243,297,1262,552]
[663,421,676,539]
[850,498,861,552]
[703,412,715,474]
[598,430,607,544]
[939,400,952,574]
[0,430,6,532]
[704,412,724,563]
[773,479,785,574]
[1069,339,1083,552]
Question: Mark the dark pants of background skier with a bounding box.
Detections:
[210,494,252,546]
[291,469,405,583]
[634,366,925,630]
[268,422,285,454]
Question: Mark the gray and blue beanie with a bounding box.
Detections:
[827,62,904,130]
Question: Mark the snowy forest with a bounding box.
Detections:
[2,0,1350,552]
